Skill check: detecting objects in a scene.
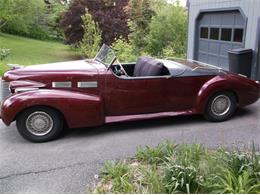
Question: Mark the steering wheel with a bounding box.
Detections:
[115,58,129,77]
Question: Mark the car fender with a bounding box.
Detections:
[194,75,235,113]
[1,89,104,128]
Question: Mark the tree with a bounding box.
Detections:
[0,0,35,30]
[126,0,155,55]
[44,0,69,39]
[60,0,130,45]
[145,1,187,57]
[80,9,102,58]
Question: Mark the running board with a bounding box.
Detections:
[105,110,194,123]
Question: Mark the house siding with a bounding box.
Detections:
[187,0,260,80]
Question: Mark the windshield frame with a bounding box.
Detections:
[94,44,117,67]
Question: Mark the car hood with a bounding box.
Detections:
[3,60,107,81]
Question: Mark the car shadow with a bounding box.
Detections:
[62,107,254,139]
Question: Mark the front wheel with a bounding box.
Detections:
[204,91,237,122]
[16,107,64,142]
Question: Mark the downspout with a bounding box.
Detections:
[185,0,190,59]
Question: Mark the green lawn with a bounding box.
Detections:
[0,33,82,75]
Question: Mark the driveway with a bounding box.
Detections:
[0,101,259,193]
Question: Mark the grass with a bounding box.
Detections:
[0,33,82,75]
[90,141,260,194]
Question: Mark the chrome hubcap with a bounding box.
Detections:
[211,95,231,116]
[26,111,53,136]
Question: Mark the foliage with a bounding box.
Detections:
[60,0,129,45]
[44,0,69,40]
[135,140,176,165]
[96,160,133,193]
[111,0,187,61]
[207,168,260,193]
[0,48,10,61]
[80,9,102,58]
[0,0,32,29]
[164,165,201,193]
[0,33,81,75]
[145,1,187,57]
[111,38,137,62]
[0,0,67,40]
[127,0,155,55]
[91,141,260,194]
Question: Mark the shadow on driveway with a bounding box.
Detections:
[62,107,254,139]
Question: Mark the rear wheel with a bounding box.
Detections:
[16,107,63,142]
[204,91,237,122]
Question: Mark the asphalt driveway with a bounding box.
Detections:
[0,101,259,193]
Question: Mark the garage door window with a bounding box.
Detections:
[210,28,219,40]
[233,28,244,42]
[200,27,208,39]
[221,28,232,41]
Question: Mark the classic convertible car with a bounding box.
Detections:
[0,44,259,142]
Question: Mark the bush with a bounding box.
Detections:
[145,2,187,58]
[0,48,10,61]
[91,141,260,194]
[111,38,137,62]
[80,9,102,58]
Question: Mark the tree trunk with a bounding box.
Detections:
[0,21,8,30]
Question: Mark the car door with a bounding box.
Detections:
[104,70,171,116]
[104,70,213,116]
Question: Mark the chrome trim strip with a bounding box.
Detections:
[77,81,98,88]
[15,88,38,93]
[238,74,247,78]
[52,82,72,88]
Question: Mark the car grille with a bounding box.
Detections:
[0,79,11,103]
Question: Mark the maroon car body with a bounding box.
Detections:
[0,45,259,142]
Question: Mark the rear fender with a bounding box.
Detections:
[194,76,234,113]
[1,89,104,128]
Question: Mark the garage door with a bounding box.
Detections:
[195,10,246,70]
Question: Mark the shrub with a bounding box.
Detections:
[60,0,129,45]
[94,160,133,193]
[91,141,260,194]
[145,2,187,57]
[111,38,137,62]
[164,164,202,193]
[0,48,10,61]
[135,140,177,165]
[80,9,102,58]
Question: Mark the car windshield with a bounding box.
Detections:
[94,44,116,67]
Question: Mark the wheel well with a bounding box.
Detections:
[14,105,68,127]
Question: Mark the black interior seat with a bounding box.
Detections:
[133,56,164,77]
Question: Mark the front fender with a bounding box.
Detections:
[1,89,104,128]
[194,76,233,113]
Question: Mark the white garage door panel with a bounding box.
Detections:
[209,42,219,54]
[208,55,219,65]
[219,43,232,56]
